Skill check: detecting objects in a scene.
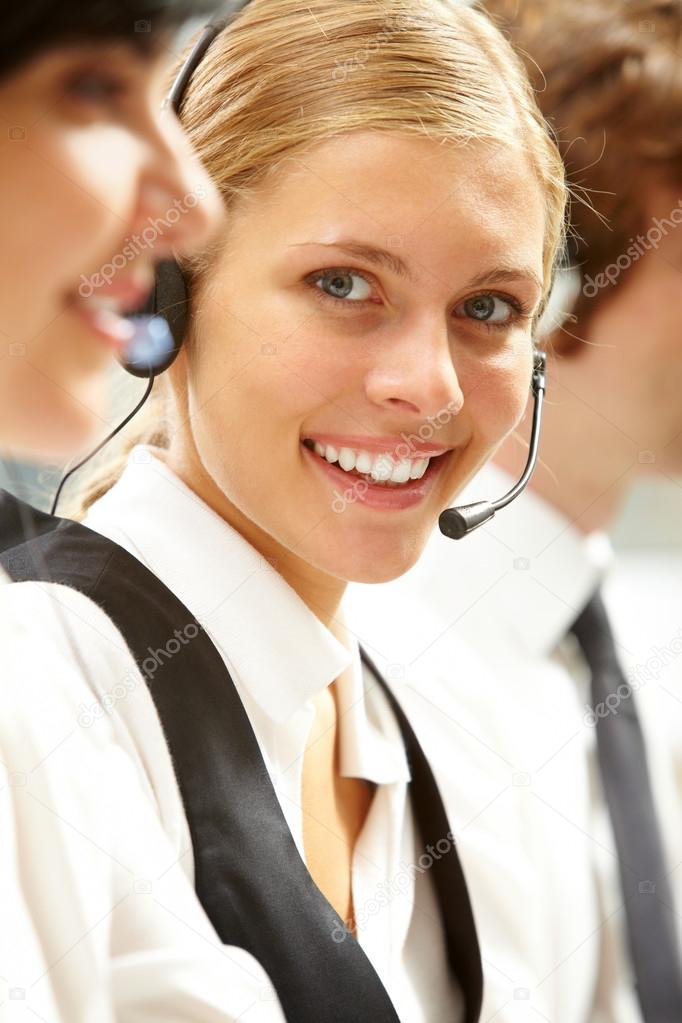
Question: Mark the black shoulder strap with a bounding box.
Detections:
[0,490,482,1022]
[360,646,483,1021]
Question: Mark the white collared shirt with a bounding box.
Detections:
[2,448,461,1021]
[1,569,287,1023]
[346,462,682,1023]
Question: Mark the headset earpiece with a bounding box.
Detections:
[536,263,582,340]
[120,260,188,379]
[119,12,238,381]
[119,13,235,381]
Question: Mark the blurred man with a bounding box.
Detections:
[347,1,682,1019]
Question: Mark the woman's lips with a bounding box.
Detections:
[302,433,452,457]
[67,270,156,352]
[69,303,133,352]
[301,440,452,511]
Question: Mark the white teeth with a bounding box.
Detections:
[389,459,412,484]
[306,440,434,485]
[90,308,135,341]
[79,295,122,312]
[370,454,394,482]
[338,447,356,471]
[355,451,373,474]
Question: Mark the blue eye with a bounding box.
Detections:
[306,269,374,306]
[305,268,530,332]
[456,293,520,327]
[456,292,531,331]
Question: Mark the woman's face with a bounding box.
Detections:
[0,40,223,459]
[168,131,546,587]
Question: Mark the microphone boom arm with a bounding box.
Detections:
[438,349,547,540]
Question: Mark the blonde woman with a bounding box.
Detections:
[1,1,568,1019]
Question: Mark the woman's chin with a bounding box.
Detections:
[2,411,95,464]
[318,536,426,586]
[348,563,414,585]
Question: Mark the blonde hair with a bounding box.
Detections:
[73,0,568,514]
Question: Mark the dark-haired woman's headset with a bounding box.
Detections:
[53,0,549,537]
[119,10,241,379]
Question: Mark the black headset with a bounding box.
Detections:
[53,0,549,534]
[120,9,240,379]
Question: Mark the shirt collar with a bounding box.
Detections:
[83,446,353,724]
[453,463,614,656]
[337,652,411,784]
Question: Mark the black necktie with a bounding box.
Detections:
[570,590,682,1022]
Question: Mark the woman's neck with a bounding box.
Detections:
[160,443,349,636]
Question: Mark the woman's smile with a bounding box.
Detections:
[301,436,457,511]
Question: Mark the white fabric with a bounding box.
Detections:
[1,574,286,1023]
[1,447,461,1022]
[346,462,682,1023]
[601,549,682,828]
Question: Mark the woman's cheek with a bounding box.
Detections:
[457,371,528,469]
[488,344,534,435]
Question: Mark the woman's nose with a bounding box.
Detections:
[364,319,465,422]
[131,109,224,258]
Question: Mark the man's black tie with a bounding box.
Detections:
[570,590,682,1022]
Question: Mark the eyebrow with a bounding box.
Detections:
[288,239,543,295]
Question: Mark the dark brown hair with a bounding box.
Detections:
[484,0,682,346]
[2,0,217,81]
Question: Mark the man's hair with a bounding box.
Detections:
[483,0,682,341]
[2,0,219,81]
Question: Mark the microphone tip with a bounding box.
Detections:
[439,501,496,540]
[438,508,469,540]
